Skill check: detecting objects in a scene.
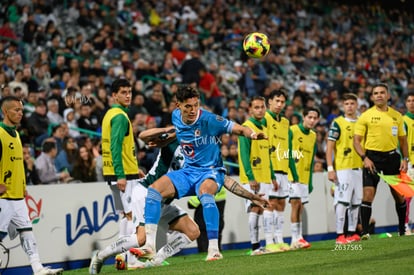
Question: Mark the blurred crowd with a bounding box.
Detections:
[0,0,413,183]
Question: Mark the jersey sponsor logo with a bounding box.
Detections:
[344,147,352,156]
[194,135,221,146]
[10,156,22,162]
[182,143,195,158]
[252,157,262,166]
[3,170,12,183]
[371,116,381,123]
[103,160,113,167]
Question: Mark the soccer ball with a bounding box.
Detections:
[243,32,270,58]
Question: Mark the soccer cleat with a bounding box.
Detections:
[346,234,361,243]
[89,250,103,274]
[34,267,64,275]
[129,245,155,259]
[265,243,286,253]
[405,224,412,236]
[250,247,271,255]
[205,249,223,261]
[115,254,127,270]
[290,238,311,249]
[277,243,291,251]
[361,233,370,240]
[335,235,348,244]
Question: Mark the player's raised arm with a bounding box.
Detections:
[231,123,267,140]
[139,126,176,148]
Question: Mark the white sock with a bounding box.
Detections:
[119,217,129,236]
[291,222,300,243]
[248,212,260,245]
[348,205,359,233]
[98,233,138,261]
[208,238,219,252]
[273,211,284,243]
[263,210,274,246]
[154,231,191,264]
[126,250,140,266]
[299,221,303,239]
[335,203,347,234]
[145,224,158,249]
[20,231,43,272]
[126,219,135,235]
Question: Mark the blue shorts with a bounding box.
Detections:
[167,166,225,199]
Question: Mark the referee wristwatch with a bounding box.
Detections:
[403,157,409,162]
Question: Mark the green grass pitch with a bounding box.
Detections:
[65,235,414,274]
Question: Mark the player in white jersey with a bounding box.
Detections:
[326,93,363,244]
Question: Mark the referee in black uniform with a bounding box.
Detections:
[353,83,409,238]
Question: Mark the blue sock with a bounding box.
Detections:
[145,187,162,224]
[200,193,219,240]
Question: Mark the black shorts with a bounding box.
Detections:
[363,149,401,188]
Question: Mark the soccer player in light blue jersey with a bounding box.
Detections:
[134,86,266,261]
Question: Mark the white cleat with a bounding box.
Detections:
[205,249,223,261]
[34,266,64,275]
[89,250,103,274]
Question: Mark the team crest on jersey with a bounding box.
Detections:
[216,115,224,122]
[195,129,201,137]
[182,143,195,158]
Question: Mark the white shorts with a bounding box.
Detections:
[242,183,273,212]
[0,199,32,240]
[131,181,187,228]
[270,173,289,199]
[109,179,139,214]
[334,169,363,206]
[288,182,309,204]
[131,182,148,227]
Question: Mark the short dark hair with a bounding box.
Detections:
[405,91,414,101]
[249,96,266,107]
[0,96,21,109]
[303,107,321,118]
[176,86,200,102]
[111,78,131,94]
[372,83,389,93]
[342,93,358,101]
[268,88,288,101]
[42,140,57,153]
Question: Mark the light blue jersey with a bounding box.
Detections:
[145,107,234,243]
[173,108,234,169]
